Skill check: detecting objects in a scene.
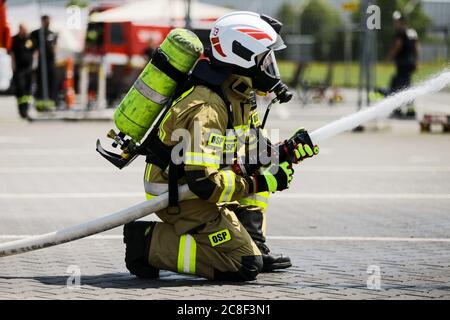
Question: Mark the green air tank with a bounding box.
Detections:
[113,28,204,143]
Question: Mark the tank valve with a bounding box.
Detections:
[96,130,138,169]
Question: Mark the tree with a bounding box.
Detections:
[300,0,343,60]
[66,0,90,8]
[277,2,298,35]
[277,0,343,61]
[353,0,430,59]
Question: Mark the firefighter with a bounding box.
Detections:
[386,11,419,118]
[10,24,33,119]
[123,12,319,281]
[31,15,58,111]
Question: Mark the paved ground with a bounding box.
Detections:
[0,88,449,299]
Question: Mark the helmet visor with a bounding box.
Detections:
[270,34,287,51]
[258,50,280,79]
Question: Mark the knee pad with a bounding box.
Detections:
[213,255,263,282]
[240,255,263,281]
[123,221,159,279]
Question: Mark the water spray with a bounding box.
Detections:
[310,71,450,144]
[1,71,449,258]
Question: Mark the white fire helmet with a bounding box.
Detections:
[209,11,286,86]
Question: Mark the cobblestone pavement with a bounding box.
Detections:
[0,91,449,300]
[0,238,449,300]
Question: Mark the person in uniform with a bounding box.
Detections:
[10,24,34,119]
[123,12,319,281]
[386,11,420,117]
[31,15,58,111]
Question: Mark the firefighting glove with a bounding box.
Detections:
[253,162,294,193]
[231,128,273,177]
[278,128,319,164]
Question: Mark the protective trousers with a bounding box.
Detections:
[13,68,32,118]
[148,199,263,281]
[391,63,415,93]
[35,63,57,111]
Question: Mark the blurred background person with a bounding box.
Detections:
[10,23,33,119]
[386,11,420,118]
[143,38,156,61]
[31,15,58,111]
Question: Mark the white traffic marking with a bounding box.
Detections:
[0,193,144,199]
[2,149,92,156]
[1,166,450,174]
[409,155,441,164]
[0,136,32,144]
[274,193,450,200]
[0,193,449,200]
[0,235,450,242]
[0,167,142,173]
[299,166,450,172]
[267,236,450,242]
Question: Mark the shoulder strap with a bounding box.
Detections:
[152,48,187,83]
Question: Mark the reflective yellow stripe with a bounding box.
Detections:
[17,95,32,104]
[239,192,270,209]
[145,163,152,182]
[219,170,236,202]
[234,125,249,131]
[238,198,268,210]
[158,110,172,141]
[171,86,195,107]
[234,125,250,136]
[177,235,186,273]
[262,171,278,192]
[157,87,195,141]
[185,152,220,168]
[146,193,156,200]
[177,234,196,274]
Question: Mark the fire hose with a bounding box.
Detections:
[0,71,449,258]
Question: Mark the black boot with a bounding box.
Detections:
[234,207,292,272]
[18,103,29,119]
[123,221,159,279]
[257,242,292,272]
[391,108,403,119]
[405,104,416,118]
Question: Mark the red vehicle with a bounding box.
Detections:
[0,0,11,50]
[81,4,214,108]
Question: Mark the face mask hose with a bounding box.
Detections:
[261,82,294,129]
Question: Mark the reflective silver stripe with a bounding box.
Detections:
[183,234,194,273]
[144,181,199,200]
[184,153,221,167]
[219,170,235,202]
[234,125,249,136]
[134,78,169,105]
[177,234,197,274]
[144,181,168,195]
[223,171,234,201]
